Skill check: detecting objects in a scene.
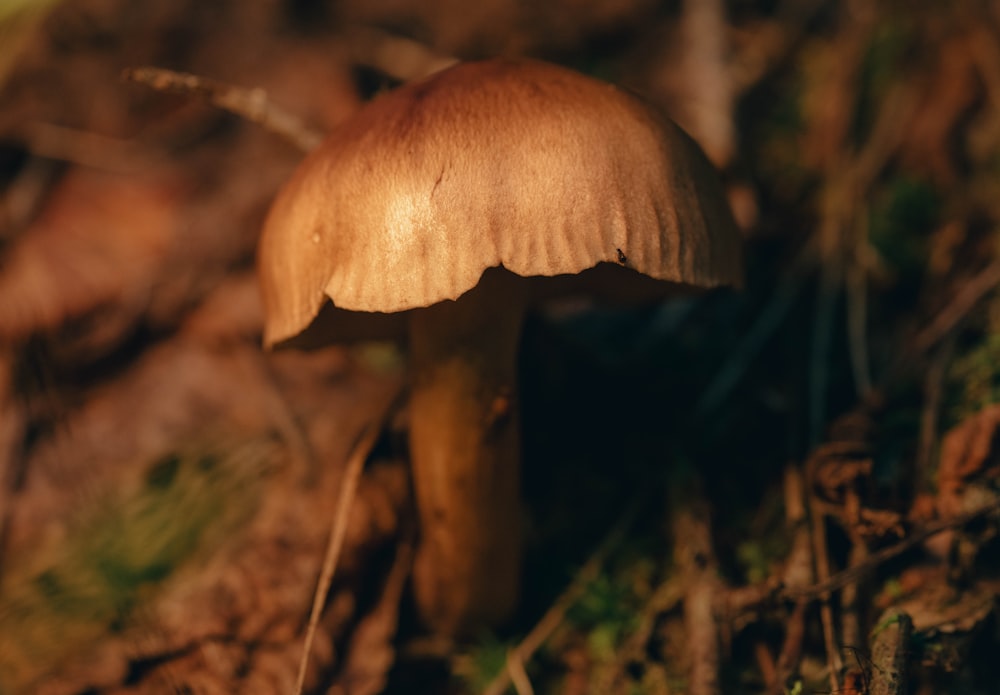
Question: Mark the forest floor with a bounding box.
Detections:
[2,1,1000,694]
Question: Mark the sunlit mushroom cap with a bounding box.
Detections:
[259,58,742,348]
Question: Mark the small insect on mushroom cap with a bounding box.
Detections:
[258,58,742,349]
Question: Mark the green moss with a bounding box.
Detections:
[454,636,513,694]
[0,437,271,693]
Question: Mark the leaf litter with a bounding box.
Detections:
[5,1,1000,694]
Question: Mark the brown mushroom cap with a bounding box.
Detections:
[258,57,741,348]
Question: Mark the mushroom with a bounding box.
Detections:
[257,58,742,636]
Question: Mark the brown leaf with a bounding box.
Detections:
[938,404,1000,516]
[0,169,177,346]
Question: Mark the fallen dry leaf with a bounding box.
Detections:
[0,169,177,349]
[938,404,1000,517]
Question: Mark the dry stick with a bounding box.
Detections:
[809,239,841,446]
[600,574,685,693]
[800,76,922,690]
[806,481,844,692]
[846,211,873,401]
[810,78,918,443]
[771,601,807,695]
[13,121,153,172]
[913,258,1000,353]
[785,498,1000,601]
[806,16,867,448]
[480,500,643,695]
[839,537,868,650]
[769,467,813,695]
[505,650,535,695]
[292,385,405,695]
[916,337,954,491]
[674,499,722,695]
[678,0,735,166]
[697,243,817,414]
[868,611,913,695]
[122,66,324,153]
[753,640,777,687]
[699,81,919,418]
[348,26,457,82]
[873,256,1000,394]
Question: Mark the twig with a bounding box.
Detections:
[678,0,735,167]
[913,258,1000,353]
[768,467,813,694]
[784,499,1000,601]
[916,337,954,491]
[598,573,685,693]
[480,500,643,695]
[348,27,457,82]
[868,610,913,695]
[674,497,722,695]
[293,385,405,695]
[809,242,841,446]
[700,70,915,421]
[806,478,843,691]
[753,640,777,688]
[122,66,324,153]
[846,211,873,401]
[11,121,153,172]
[506,649,535,695]
[697,243,817,415]
[839,540,868,650]
[809,79,918,443]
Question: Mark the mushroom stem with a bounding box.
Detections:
[408,269,527,635]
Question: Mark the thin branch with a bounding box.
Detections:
[809,245,841,447]
[916,337,954,491]
[480,500,643,695]
[122,66,324,152]
[348,27,457,82]
[506,649,535,695]
[913,258,1000,353]
[771,601,807,695]
[846,211,873,400]
[11,121,153,172]
[806,479,843,691]
[598,573,684,693]
[784,499,1000,601]
[293,385,406,695]
[839,539,868,650]
[697,243,817,415]
[768,467,813,694]
[675,497,722,695]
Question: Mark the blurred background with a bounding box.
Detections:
[2,0,1000,693]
